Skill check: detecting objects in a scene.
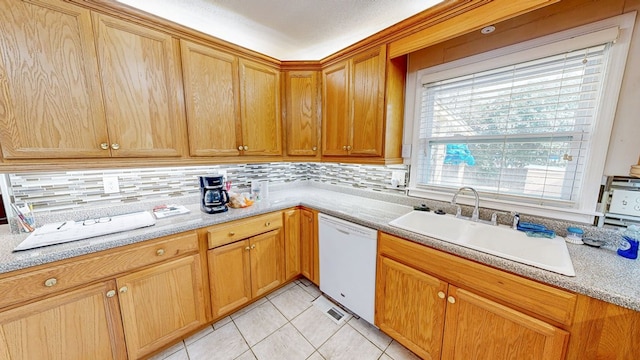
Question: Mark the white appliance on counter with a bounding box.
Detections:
[14,211,156,251]
[318,213,377,325]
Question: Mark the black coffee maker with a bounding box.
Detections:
[199,175,229,214]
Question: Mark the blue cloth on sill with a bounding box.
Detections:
[443,144,476,166]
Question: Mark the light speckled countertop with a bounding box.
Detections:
[1,183,638,312]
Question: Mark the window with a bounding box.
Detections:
[408,14,635,222]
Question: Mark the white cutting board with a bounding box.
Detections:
[14,211,156,251]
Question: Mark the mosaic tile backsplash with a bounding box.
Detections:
[6,163,409,213]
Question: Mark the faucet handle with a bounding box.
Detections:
[455,206,462,218]
[490,212,498,226]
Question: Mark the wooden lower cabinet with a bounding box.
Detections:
[208,228,284,318]
[117,254,206,359]
[0,280,126,360]
[376,233,570,360]
[441,286,568,359]
[376,256,448,359]
[283,209,302,281]
[300,207,319,285]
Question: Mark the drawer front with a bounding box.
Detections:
[208,212,283,249]
[0,231,198,310]
[379,232,577,326]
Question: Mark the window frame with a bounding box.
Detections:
[406,13,636,223]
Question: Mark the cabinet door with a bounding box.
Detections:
[208,239,252,318]
[0,0,109,159]
[181,40,242,156]
[250,229,284,298]
[285,71,319,157]
[375,256,448,360]
[239,59,281,156]
[322,61,350,156]
[350,46,385,156]
[0,281,126,360]
[117,255,206,359]
[94,14,185,157]
[300,208,318,285]
[442,286,569,360]
[283,209,301,280]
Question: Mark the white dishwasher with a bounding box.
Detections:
[318,213,377,325]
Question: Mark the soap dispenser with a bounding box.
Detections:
[617,225,640,260]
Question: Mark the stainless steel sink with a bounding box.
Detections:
[389,211,575,276]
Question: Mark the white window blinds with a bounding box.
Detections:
[415,43,611,207]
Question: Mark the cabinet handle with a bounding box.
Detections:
[238,145,244,151]
[111,143,120,150]
[251,244,256,250]
[156,249,165,256]
[265,221,271,227]
[346,145,352,151]
[119,286,128,294]
[245,246,250,251]
[437,291,445,299]
[44,278,57,287]
[106,290,116,298]
[342,145,347,150]
[100,143,109,150]
[447,296,456,304]
[243,145,249,151]
[312,146,318,151]
[229,232,236,236]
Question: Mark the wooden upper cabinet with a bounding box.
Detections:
[93,13,185,157]
[284,71,320,157]
[0,0,109,159]
[239,59,282,156]
[321,45,403,163]
[351,46,385,156]
[322,61,350,156]
[442,286,569,360]
[180,40,241,157]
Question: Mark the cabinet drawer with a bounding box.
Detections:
[0,231,198,310]
[379,232,577,326]
[208,212,283,249]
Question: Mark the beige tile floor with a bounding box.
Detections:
[150,279,421,360]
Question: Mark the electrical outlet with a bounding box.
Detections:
[103,176,120,194]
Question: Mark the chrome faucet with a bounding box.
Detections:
[451,187,480,221]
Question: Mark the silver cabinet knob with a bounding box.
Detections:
[342,145,347,150]
[100,143,109,150]
[245,246,250,251]
[312,146,318,151]
[346,145,352,151]
[119,286,128,294]
[156,249,165,256]
[106,290,116,298]
[437,291,445,299]
[111,143,120,150]
[238,145,243,151]
[44,278,57,287]
[447,296,456,304]
[243,145,248,151]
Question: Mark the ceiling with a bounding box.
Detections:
[116,0,444,61]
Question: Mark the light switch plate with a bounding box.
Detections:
[401,144,412,158]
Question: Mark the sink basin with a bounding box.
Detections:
[389,211,575,276]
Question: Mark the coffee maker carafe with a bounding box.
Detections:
[199,175,229,214]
